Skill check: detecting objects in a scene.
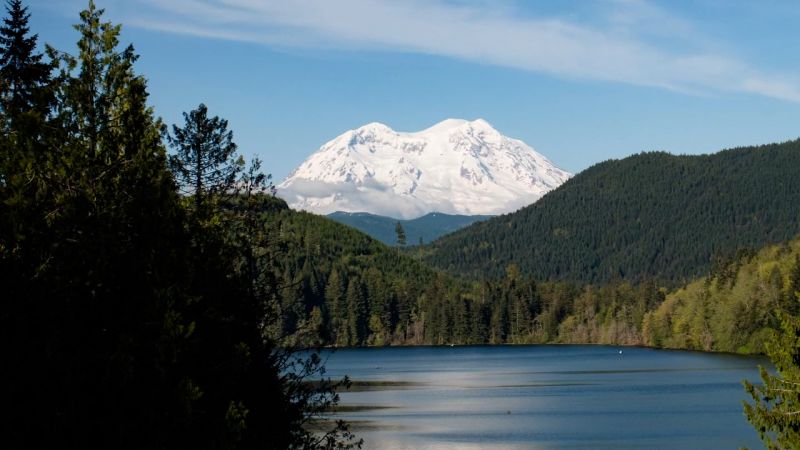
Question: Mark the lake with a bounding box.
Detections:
[319,345,769,449]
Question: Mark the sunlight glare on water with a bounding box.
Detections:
[319,345,769,450]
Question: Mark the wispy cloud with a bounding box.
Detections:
[67,0,800,102]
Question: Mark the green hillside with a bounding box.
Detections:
[269,196,655,347]
[264,197,565,347]
[425,141,800,284]
[263,197,447,346]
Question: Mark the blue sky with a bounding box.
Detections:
[27,0,800,181]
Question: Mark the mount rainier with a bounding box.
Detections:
[277,119,571,219]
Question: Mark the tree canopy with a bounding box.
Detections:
[0,2,358,448]
[168,102,242,212]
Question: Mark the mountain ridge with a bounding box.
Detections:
[424,140,800,284]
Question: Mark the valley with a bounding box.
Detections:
[327,211,491,246]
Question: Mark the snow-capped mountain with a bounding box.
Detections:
[277,119,571,219]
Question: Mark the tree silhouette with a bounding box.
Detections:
[0,0,51,117]
[168,103,242,212]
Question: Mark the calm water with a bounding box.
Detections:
[320,345,769,449]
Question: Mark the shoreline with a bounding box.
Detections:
[310,342,768,359]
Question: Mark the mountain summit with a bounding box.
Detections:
[277,119,571,219]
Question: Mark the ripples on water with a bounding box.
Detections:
[318,345,769,450]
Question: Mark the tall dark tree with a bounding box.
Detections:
[0,0,51,118]
[395,221,406,247]
[168,103,242,212]
[5,1,192,447]
[0,0,53,260]
[325,267,348,344]
[347,277,368,345]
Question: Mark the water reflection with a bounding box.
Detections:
[320,345,768,449]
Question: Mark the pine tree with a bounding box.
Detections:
[395,221,406,247]
[786,255,800,315]
[0,0,51,118]
[0,0,52,259]
[168,103,242,212]
[453,297,471,344]
[325,268,348,344]
[7,2,194,447]
[347,277,368,345]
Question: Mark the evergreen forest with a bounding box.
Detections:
[424,145,800,285]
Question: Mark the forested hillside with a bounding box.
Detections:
[425,143,800,284]
[270,196,665,347]
[263,197,440,346]
[258,198,559,347]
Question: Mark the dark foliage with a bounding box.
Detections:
[168,102,242,212]
[1,2,358,449]
[0,0,51,117]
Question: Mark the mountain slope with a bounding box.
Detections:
[327,211,491,246]
[278,119,571,219]
[424,140,800,284]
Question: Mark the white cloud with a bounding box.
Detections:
[65,0,800,102]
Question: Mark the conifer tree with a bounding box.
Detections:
[395,220,406,247]
[347,277,368,345]
[0,0,50,118]
[325,268,348,344]
[5,2,193,447]
[786,255,800,314]
[0,0,52,257]
[168,103,242,212]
